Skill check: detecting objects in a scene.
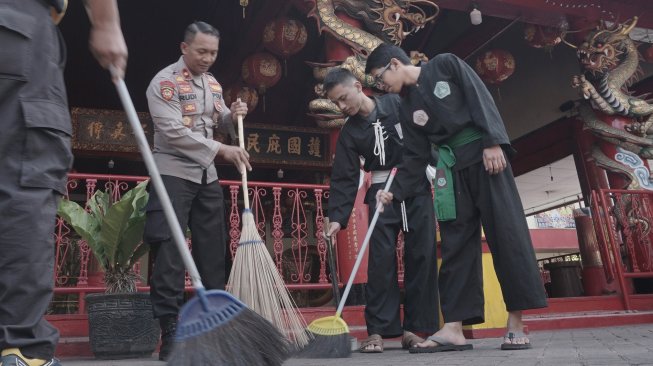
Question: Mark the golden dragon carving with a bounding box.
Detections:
[305,0,439,127]
[571,17,653,189]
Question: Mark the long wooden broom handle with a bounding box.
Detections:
[236,112,250,209]
[335,168,397,317]
[110,67,204,290]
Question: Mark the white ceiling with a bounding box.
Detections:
[514,155,583,215]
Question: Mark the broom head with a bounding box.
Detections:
[295,315,351,358]
[168,289,291,365]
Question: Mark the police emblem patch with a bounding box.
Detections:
[214,100,223,113]
[182,116,193,127]
[434,81,451,99]
[182,103,197,113]
[160,81,175,101]
[209,82,222,93]
[413,110,429,126]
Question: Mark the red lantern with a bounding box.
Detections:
[224,84,259,112]
[524,23,563,48]
[474,49,515,85]
[242,52,281,111]
[263,17,308,59]
[242,52,282,94]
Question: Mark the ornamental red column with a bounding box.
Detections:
[323,13,372,287]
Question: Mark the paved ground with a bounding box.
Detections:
[63,324,653,365]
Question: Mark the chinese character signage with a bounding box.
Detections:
[71,108,153,153]
[243,124,330,167]
[70,109,331,167]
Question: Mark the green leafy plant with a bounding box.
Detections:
[57,180,150,293]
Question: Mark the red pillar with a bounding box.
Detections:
[323,13,372,285]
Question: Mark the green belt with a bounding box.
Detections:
[434,127,483,222]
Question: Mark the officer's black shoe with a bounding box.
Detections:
[0,348,62,366]
[158,315,177,361]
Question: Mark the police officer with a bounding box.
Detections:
[0,1,127,365]
[144,21,250,361]
[368,44,547,352]
[324,68,438,353]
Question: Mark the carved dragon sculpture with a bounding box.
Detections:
[305,0,438,127]
[571,17,653,189]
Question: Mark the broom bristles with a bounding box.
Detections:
[168,307,292,365]
[227,210,311,348]
[294,332,352,358]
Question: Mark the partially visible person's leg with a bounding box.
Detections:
[402,193,438,347]
[146,176,196,360]
[0,0,71,363]
[360,188,402,352]
[475,162,547,348]
[415,169,482,351]
[189,180,226,290]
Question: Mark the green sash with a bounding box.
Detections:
[434,127,482,221]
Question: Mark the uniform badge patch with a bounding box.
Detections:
[178,84,193,94]
[209,82,222,93]
[160,81,175,101]
[214,100,223,113]
[435,169,448,188]
[413,110,429,126]
[182,116,193,127]
[175,76,185,82]
[434,81,451,99]
[182,68,192,80]
[182,103,197,114]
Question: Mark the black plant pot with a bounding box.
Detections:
[86,292,159,359]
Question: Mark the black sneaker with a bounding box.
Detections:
[0,353,61,366]
[158,315,177,361]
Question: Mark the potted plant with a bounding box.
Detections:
[57,180,159,359]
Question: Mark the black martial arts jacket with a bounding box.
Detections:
[393,53,515,202]
[328,94,429,229]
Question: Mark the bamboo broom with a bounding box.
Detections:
[227,110,310,349]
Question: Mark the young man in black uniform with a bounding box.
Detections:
[324,68,439,353]
[0,1,127,365]
[368,44,547,352]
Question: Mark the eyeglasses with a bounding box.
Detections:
[373,62,392,85]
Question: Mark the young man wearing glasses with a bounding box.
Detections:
[324,67,439,353]
[368,44,547,353]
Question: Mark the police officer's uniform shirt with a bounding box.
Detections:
[393,53,514,202]
[329,94,427,228]
[146,56,234,184]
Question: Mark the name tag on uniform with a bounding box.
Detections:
[434,81,451,99]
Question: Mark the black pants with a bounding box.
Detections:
[439,161,548,325]
[364,184,439,338]
[145,175,227,319]
[0,0,71,360]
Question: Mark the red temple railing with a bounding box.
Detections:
[50,173,405,315]
[591,188,653,309]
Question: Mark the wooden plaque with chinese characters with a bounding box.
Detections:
[71,108,154,153]
[242,123,331,167]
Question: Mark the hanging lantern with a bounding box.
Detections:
[524,23,563,48]
[263,17,308,59]
[224,84,259,112]
[242,52,282,111]
[474,49,516,85]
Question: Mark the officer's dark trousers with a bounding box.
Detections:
[0,0,71,359]
[439,161,548,325]
[365,184,439,338]
[145,175,227,319]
